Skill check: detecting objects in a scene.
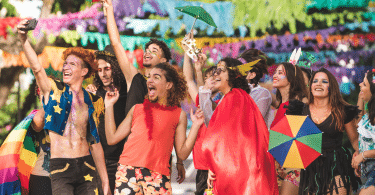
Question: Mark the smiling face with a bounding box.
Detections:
[360,74,372,102]
[311,72,330,99]
[272,65,289,89]
[143,44,166,68]
[213,61,231,94]
[146,68,172,103]
[62,55,88,85]
[97,59,113,87]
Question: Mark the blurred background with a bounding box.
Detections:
[1,0,375,194]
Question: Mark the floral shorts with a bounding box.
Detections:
[275,161,300,186]
[115,164,172,195]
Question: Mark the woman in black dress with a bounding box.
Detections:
[287,68,360,195]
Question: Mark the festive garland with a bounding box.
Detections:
[305,0,370,11]
[1,46,144,71]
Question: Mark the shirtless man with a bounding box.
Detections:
[17,20,109,195]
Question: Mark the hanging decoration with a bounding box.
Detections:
[0,17,22,39]
[1,46,144,71]
[305,0,370,11]
[80,32,179,51]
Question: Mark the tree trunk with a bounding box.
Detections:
[0,67,25,109]
[39,0,55,19]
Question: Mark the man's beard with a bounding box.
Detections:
[143,63,152,68]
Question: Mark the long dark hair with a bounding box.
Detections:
[275,62,307,106]
[93,55,126,89]
[309,68,349,131]
[220,57,250,94]
[239,49,268,86]
[366,71,375,125]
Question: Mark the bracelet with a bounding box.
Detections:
[362,151,368,161]
[176,163,184,166]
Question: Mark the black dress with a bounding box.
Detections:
[287,100,360,195]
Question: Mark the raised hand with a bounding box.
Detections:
[17,19,30,42]
[190,107,204,127]
[104,88,119,108]
[194,53,207,72]
[85,84,98,95]
[101,0,112,7]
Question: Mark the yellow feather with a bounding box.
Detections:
[229,59,261,76]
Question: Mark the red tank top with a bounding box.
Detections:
[119,100,182,176]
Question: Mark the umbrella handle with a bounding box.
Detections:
[190,17,197,33]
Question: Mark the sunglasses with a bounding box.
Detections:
[213,67,226,75]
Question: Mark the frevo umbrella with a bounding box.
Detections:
[268,115,322,169]
[175,5,217,31]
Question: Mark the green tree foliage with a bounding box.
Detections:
[0,0,17,17]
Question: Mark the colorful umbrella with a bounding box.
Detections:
[175,5,217,31]
[268,115,322,169]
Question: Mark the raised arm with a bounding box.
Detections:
[194,54,206,88]
[17,20,50,98]
[102,0,138,86]
[105,89,133,145]
[174,109,204,160]
[183,52,198,103]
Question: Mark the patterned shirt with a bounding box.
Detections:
[43,78,104,144]
[358,114,375,154]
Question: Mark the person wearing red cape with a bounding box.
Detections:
[203,58,279,195]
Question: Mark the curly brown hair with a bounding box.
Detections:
[148,63,187,107]
[62,47,96,79]
[93,55,126,89]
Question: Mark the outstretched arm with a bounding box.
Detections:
[17,20,50,99]
[183,52,199,104]
[102,0,138,87]
[174,109,204,160]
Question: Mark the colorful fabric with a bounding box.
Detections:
[202,88,278,194]
[0,110,39,195]
[43,78,103,145]
[115,164,172,195]
[358,114,375,154]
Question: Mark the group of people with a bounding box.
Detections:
[9,0,375,194]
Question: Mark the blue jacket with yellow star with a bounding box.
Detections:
[43,78,104,145]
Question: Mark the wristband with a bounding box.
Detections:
[362,151,368,161]
[176,163,184,166]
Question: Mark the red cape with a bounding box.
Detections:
[202,88,278,195]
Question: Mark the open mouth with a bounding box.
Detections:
[144,55,152,61]
[63,72,72,77]
[148,85,157,97]
[314,88,324,91]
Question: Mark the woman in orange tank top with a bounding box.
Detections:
[104,63,204,195]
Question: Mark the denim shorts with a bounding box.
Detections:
[360,160,375,190]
